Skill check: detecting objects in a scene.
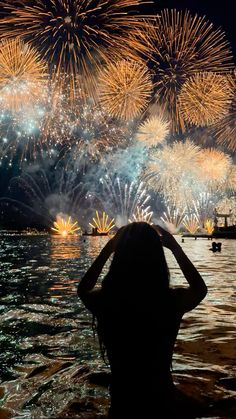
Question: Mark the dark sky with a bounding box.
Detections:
[144,0,236,58]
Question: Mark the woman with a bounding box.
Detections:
[77,222,208,418]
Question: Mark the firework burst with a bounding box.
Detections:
[197,148,232,189]
[99,175,151,226]
[136,114,170,147]
[179,72,232,127]
[144,140,202,207]
[0,38,47,112]
[52,214,80,236]
[89,210,115,233]
[128,205,153,224]
[213,69,236,152]
[0,0,150,95]
[160,205,186,234]
[182,213,200,234]
[98,59,153,121]
[145,9,233,132]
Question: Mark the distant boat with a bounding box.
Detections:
[212,210,236,239]
[82,227,109,237]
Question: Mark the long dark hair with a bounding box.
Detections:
[102,221,170,299]
[94,222,171,361]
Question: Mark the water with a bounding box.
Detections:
[0,233,235,418]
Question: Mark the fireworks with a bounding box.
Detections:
[1,166,93,228]
[144,140,201,207]
[128,205,153,224]
[179,72,232,127]
[89,210,115,233]
[145,9,233,132]
[0,38,47,112]
[0,0,150,94]
[182,214,200,234]
[136,114,170,147]
[52,215,80,236]
[98,60,153,120]
[204,219,214,235]
[197,148,232,188]
[214,69,236,152]
[99,176,151,226]
[160,205,186,234]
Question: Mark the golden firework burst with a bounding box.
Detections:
[89,211,115,234]
[0,0,150,95]
[182,214,200,234]
[179,72,232,127]
[204,219,214,235]
[0,38,47,112]
[136,114,170,147]
[197,148,232,186]
[145,9,233,132]
[52,215,80,237]
[98,59,153,120]
[214,69,236,152]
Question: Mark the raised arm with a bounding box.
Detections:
[154,225,208,312]
[77,227,125,311]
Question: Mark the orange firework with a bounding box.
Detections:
[145,9,233,133]
[98,59,153,120]
[213,69,236,152]
[0,38,47,112]
[89,211,115,233]
[0,0,150,94]
[179,72,232,127]
[197,148,232,187]
[52,215,80,237]
[136,114,170,147]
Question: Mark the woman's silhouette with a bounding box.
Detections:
[77,222,208,418]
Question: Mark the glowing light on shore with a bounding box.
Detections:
[89,211,115,234]
[179,72,232,127]
[98,60,153,121]
[204,219,214,235]
[52,215,80,237]
[145,9,233,132]
[136,115,170,147]
[0,0,150,95]
[0,39,47,112]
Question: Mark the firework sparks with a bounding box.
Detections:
[182,213,200,234]
[128,205,153,224]
[197,148,232,189]
[52,215,80,236]
[179,72,232,127]
[214,69,236,152]
[0,0,150,95]
[160,205,186,234]
[0,38,47,112]
[204,219,214,235]
[144,140,201,207]
[98,60,153,121]
[89,210,115,233]
[99,175,151,226]
[145,9,233,132]
[136,114,170,147]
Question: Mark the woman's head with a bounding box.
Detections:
[102,222,169,296]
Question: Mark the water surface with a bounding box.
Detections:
[0,233,235,417]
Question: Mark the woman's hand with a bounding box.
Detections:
[153,225,181,252]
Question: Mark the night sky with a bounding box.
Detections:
[0,0,235,227]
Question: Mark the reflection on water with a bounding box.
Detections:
[0,234,236,417]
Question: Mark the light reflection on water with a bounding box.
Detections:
[0,233,235,416]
